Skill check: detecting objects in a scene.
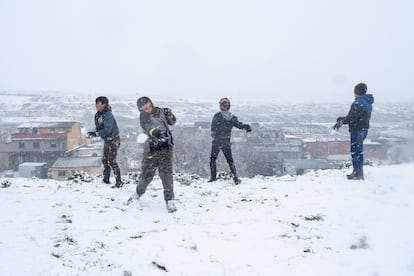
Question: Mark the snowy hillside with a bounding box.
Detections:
[1,164,414,276]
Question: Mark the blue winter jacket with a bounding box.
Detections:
[94,105,120,140]
[342,94,374,131]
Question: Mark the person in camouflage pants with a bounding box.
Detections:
[88,96,123,188]
[127,96,177,212]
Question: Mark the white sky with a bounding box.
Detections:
[0,0,413,103]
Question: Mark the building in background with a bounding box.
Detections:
[7,122,83,170]
[18,162,48,178]
[50,156,102,180]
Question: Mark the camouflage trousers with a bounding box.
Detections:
[102,136,121,176]
[136,147,174,201]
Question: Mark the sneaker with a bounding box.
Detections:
[207,178,216,183]
[126,193,140,205]
[234,178,242,185]
[166,200,177,213]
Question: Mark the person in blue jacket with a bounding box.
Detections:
[88,96,123,188]
[338,83,374,180]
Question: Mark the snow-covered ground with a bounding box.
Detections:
[1,164,413,276]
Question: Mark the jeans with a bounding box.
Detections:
[350,129,368,177]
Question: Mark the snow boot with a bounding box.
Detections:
[126,193,140,205]
[347,175,364,181]
[209,159,217,183]
[166,200,177,213]
[103,167,110,184]
[346,171,356,178]
[112,170,123,188]
[229,162,241,185]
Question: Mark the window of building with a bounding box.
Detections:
[50,128,55,133]
[50,141,57,148]
[33,142,40,149]
[32,128,38,134]
[19,142,25,148]
[58,171,66,177]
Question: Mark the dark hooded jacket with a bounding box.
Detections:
[342,94,374,131]
[94,105,120,140]
[211,111,245,142]
[140,107,176,152]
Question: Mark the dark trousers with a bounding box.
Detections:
[102,136,121,177]
[350,129,368,177]
[136,148,174,201]
[209,140,238,180]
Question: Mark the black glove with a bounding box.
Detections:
[87,131,98,137]
[163,108,172,117]
[333,117,345,130]
[149,128,162,138]
[243,124,252,132]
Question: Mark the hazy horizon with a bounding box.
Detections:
[1,0,413,104]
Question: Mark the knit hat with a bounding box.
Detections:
[219,97,231,111]
[136,96,153,112]
[354,83,368,95]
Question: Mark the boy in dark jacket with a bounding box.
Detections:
[338,83,374,180]
[127,96,177,212]
[88,96,123,188]
[209,97,251,185]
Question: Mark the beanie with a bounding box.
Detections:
[354,83,368,95]
[136,96,153,111]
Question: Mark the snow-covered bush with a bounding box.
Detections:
[1,179,11,188]
[174,173,201,185]
[66,171,94,183]
[217,171,233,180]
[120,171,140,185]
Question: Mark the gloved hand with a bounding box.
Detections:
[333,117,345,130]
[163,108,172,117]
[149,128,162,138]
[243,124,252,132]
[87,131,99,137]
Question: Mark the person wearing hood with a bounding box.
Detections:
[209,97,252,185]
[338,83,375,180]
[127,96,177,213]
[87,96,123,188]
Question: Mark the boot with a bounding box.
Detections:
[112,170,123,188]
[166,200,177,213]
[346,171,356,178]
[126,193,140,205]
[103,167,110,184]
[209,159,217,182]
[347,175,364,181]
[229,162,241,185]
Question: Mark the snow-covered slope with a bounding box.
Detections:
[1,164,413,276]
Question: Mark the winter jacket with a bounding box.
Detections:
[94,105,120,141]
[140,107,176,151]
[211,112,245,142]
[342,94,374,131]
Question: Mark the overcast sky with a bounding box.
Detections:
[1,0,413,103]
